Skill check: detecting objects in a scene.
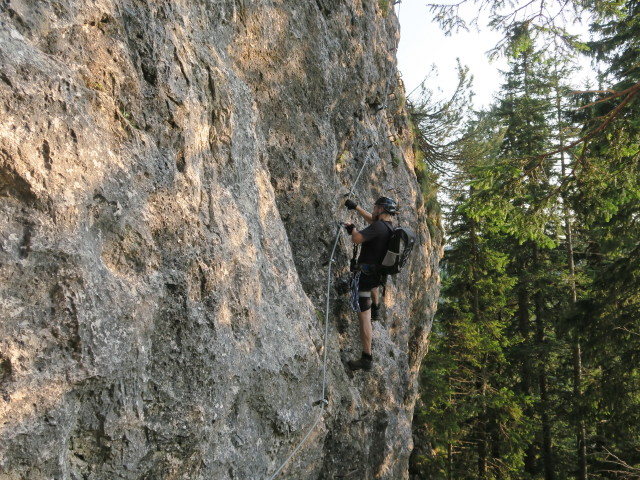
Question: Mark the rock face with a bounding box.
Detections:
[0,1,441,479]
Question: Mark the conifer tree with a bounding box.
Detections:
[489,23,562,478]
[570,0,640,473]
[413,1,640,478]
[410,108,529,479]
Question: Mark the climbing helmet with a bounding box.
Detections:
[375,196,397,215]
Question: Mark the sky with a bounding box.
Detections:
[395,2,597,110]
[395,1,507,109]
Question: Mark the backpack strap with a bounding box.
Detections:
[379,221,393,298]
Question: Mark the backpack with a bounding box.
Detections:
[378,224,416,275]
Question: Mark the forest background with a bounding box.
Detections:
[406,0,640,478]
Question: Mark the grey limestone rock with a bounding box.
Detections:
[0,1,442,478]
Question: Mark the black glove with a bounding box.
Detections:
[344,223,355,234]
[345,199,357,210]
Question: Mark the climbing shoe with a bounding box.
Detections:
[348,353,373,371]
[371,303,380,321]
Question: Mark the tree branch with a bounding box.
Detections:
[521,81,640,178]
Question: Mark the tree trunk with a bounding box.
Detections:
[470,215,488,479]
[477,377,488,480]
[540,370,555,480]
[535,275,555,479]
[574,341,588,480]
[518,284,536,474]
[447,441,453,480]
[555,71,587,480]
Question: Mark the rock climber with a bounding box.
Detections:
[343,196,397,371]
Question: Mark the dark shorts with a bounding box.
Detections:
[358,271,380,292]
[350,271,380,312]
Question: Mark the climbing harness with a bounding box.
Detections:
[268,8,402,478]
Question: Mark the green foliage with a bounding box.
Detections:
[413,1,640,477]
[414,196,529,478]
[406,61,479,236]
[407,61,475,173]
[336,149,350,168]
[413,149,440,213]
[117,106,140,130]
[378,0,390,16]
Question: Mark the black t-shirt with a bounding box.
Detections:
[358,220,392,265]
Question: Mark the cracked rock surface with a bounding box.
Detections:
[0,1,442,478]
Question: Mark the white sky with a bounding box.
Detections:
[395,1,507,109]
[395,1,597,109]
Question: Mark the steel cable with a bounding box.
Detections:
[268,10,400,477]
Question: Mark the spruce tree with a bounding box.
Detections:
[412,1,640,478]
